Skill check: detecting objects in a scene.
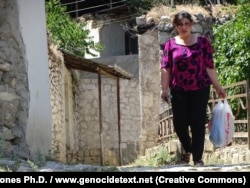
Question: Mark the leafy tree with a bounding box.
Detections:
[45,0,103,57]
[212,4,249,121]
[213,4,250,85]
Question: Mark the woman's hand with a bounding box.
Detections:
[216,86,227,99]
[161,88,171,103]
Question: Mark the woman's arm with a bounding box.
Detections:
[161,67,171,102]
[206,67,227,99]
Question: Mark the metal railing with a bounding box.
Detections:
[61,0,127,17]
[158,79,250,148]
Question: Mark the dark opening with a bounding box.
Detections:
[125,32,138,55]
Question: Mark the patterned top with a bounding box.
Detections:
[161,36,214,91]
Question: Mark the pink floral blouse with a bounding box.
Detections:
[161,36,214,91]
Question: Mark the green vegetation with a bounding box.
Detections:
[212,4,249,120]
[213,4,250,85]
[46,0,103,57]
[130,145,177,167]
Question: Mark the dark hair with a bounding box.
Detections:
[173,11,193,26]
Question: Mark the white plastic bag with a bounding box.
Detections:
[209,99,235,147]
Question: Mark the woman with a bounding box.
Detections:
[160,11,226,166]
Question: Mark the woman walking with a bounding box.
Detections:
[160,11,226,166]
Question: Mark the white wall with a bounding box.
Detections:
[85,20,101,59]
[17,0,52,159]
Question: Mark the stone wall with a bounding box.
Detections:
[0,0,30,159]
[74,66,141,165]
[145,139,250,165]
[0,0,52,162]
[156,12,214,50]
[48,35,86,164]
[47,43,141,165]
[48,42,68,163]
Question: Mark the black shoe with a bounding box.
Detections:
[194,160,204,167]
[178,152,191,164]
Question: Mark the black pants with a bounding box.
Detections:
[170,86,210,162]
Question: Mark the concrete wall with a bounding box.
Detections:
[99,21,126,57]
[138,31,161,155]
[85,19,127,58]
[18,0,52,161]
